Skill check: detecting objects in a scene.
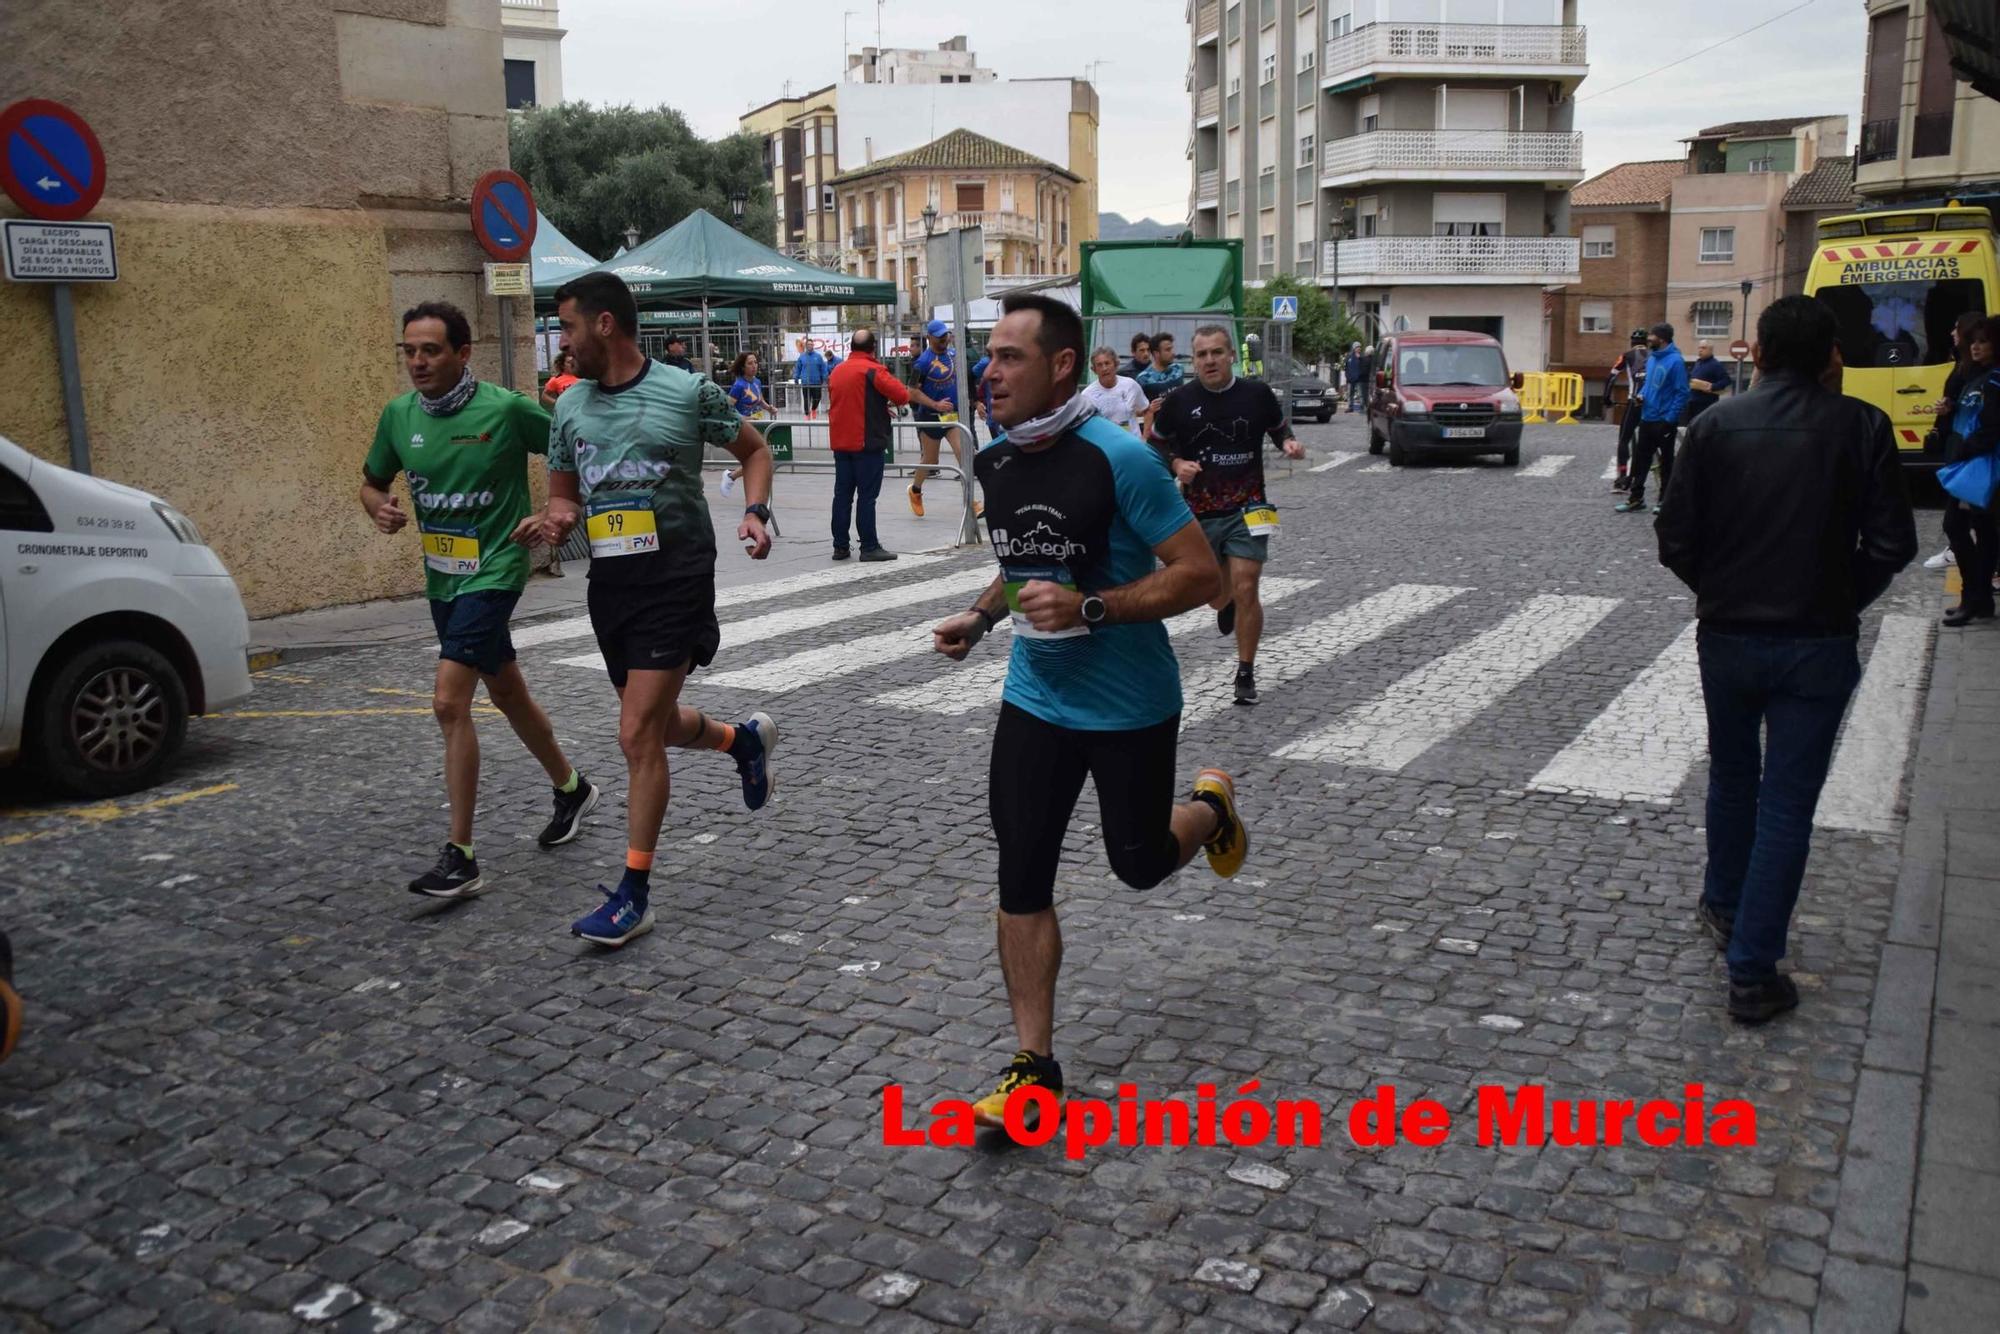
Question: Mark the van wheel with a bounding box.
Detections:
[1368,428,1386,455]
[1501,447,1520,466]
[33,640,189,797]
[1388,438,1410,467]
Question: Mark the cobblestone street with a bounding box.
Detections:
[0,420,1973,1332]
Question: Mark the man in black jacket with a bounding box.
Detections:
[1655,296,1916,1024]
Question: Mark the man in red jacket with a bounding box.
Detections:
[827,329,948,562]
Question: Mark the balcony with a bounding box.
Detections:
[1859,118,1900,165]
[1195,169,1220,208]
[1913,111,1955,159]
[1319,235,1580,287]
[936,211,1043,242]
[850,225,876,249]
[1320,130,1584,185]
[1197,85,1220,123]
[1324,22,1586,88]
[1194,0,1219,42]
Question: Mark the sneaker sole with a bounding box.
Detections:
[538,785,601,849]
[746,712,778,810]
[409,875,486,900]
[1194,768,1248,879]
[575,910,655,948]
[0,978,20,1065]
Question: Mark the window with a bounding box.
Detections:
[1357,195,1379,237]
[1818,274,1985,368]
[1298,48,1316,74]
[772,137,784,171]
[822,184,835,211]
[1298,238,1315,264]
[1432,193,1504,238]
[1260,233,1275,263]
[1359,94,1380,134]
[1582,224,1616,259]
[0,465,52,532]
[804,127,817,158]
[1261,53,1277,84]
[1580,300,1614,334]
[503,59,537,110]
[1327,3,1352,40]
[954,182,985,212]
[1298,134,1315,168]
[1745,155,1775,173]
[1693,302,1733,338]
[1915,10,1957,158]
[1229,75,1242,95]
[1698,227,1735,263]
[1861,8,1908,164]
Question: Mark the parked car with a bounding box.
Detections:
[1366,331,1526,466]
[1258,354,1336,423]
[0,434,252,796]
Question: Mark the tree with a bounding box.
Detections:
[1248,274,1362,365]
[509,104,776,260]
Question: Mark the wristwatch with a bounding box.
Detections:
[971,605,1000,633]
[743,503,772,523]
[1080,593,1108,629]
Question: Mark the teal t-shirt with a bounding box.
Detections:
[363,381,551,601]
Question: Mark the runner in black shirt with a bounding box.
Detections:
[1149,324,1303,705]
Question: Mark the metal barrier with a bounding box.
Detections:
[1516,372,1584,426]
[712,417,983,547]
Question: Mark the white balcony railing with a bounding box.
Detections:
[1321,235,1581,282]
[1324,22,1586,82]
[935,210,1043,242]
[1321,130,1584,181]
[1195,169,1220,205]
[1197,85,1220,121]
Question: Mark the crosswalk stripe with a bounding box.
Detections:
[1600,459,1620,481]
[1527,622,1703,802]
[1277,593,1620,770]
[1310,451,1363,473]
[512,552,959,649]
[1359,462,1392,474]
[1517,454,1574,478]
[1180,583,1471,729]
[873,578,1321,716]
[550,565,995,672]
[1816,614,1934,833]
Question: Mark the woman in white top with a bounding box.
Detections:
[1080,347,1151,435]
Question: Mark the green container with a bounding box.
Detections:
[763,423,793,463]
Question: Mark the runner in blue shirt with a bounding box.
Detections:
[908,320,962,517]
[727,352,775,418]
[795,343,830,420]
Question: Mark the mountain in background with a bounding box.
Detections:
[1097,212,1181,241]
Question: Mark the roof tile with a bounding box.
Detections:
[829,128,1079,185]
[1570,159,1683,209]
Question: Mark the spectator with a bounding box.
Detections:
[1684,339,1734,423]
[540,351,579,409]
[1655,295,1916,1024]
[827,328,948,562]
[1608,330,1649,492]
[1939,314,2000,626]
[727,352,774,418]
[907,320,962,518]
[1123,333,1153,379]
[1081,347,1150,435]
[1343,342,1365,413]
[1616,323,1687,514]
[660,334,694,373]
[1923,311,1987,571]
[796,341,830,420]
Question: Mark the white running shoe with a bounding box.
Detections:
[1923,548,1955,571]
[719,469,739,499]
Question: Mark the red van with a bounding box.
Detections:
[1366,331,1526,467]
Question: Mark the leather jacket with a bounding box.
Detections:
[1655,370,1917,636]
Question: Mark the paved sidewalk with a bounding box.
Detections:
[1821,569,2000,1331]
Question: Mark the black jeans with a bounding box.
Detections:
[1616,401,1642,468]
[1697,630,1860,981]
[1628,420,1677,503]
[831,449,885,553]
[1943,501,1997,615]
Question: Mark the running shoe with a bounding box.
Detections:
[571,884,654,947]
[1614,498,1649,514]
[971,1050,1064,1131]
[1233,663,1258,707]
[1696,899,1735,952]
[408,843,484,899]
[732,712,779,812]
[719,470,739,499]
[1728,975,1799,1025]
[1923,548,1955,571]
[1193,768,1248,879]
[908,485,925,518]
[1217,601,1236,637]
[1,930,20,1066]
[1610,473,1630,494]
[538,776,600,848]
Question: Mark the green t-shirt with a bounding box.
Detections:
[364,381,552,601]
[547,361,742,588]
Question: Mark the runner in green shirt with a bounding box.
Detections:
[360,300,601,900]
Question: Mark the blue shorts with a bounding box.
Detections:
[430,590,521,676]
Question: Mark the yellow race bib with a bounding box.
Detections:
[420,525,481,575]
[586,506,660,558]
[1243,505,1280,539]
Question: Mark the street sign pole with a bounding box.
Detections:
[927,226,985,547]
[498,296,516,390]
[50,282,88,473]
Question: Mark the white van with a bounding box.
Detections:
[0,433,251,796]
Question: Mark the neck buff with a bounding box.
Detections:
[418,366,477,416]
[1002,391,1095,446]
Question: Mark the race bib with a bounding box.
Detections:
[420,522,481,576]
[1002,563,1089,641]
[1243,505,1280,539]
[586,495,660,559]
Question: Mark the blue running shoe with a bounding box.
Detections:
[732,712,778,812]
[571,885,654,947]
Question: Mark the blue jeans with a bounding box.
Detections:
[1697,630,1861,981]
[832,449,885,553]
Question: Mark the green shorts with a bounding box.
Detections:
[1199,509,1269,564]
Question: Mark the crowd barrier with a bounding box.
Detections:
[1518,372,1584,426]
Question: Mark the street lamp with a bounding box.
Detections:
[622,223,640,250]
[729,189,747,225]
[920,202,939,237]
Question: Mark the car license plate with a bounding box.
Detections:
[1442,426,1485,439]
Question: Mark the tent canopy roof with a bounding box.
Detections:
[569,209,894,307]
[531,210,601,299]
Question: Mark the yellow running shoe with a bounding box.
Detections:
[1193,768,1248,879]
[908,485,926,518]
[971,1049,1064,1131]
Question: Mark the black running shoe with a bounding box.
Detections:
[731,712,778,812]
[1233,663,1258,706]
[408,843,484,899]
[1696,899,1734,951]
[538,777,600,848]
[1217,601,1236,636]
[1611,473,1630,493]
[1728,975,1799,1025]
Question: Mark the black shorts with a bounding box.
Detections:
[430,590,520,676]
[586,572,720,689]
[989,701,1182,915]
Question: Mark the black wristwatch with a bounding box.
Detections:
[971,605,1000,633]
[1080,593,1108,629]
[743,503,772,523]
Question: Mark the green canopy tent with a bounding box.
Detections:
[572,208,895,369]
[530,210,603,304]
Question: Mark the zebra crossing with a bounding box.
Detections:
[519,556,1928,835]
[1316,453,1575,478]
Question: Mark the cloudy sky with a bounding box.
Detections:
[556,0,1867,221]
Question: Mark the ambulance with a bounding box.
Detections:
[1805,202,1998,469]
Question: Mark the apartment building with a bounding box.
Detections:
[829,130,1083,315]
[1664,117,1848,357]
[1188,0,1587,372]
[1546,160,1678,399]
[743,86,844,267]
[845,35,996,85]
[1857,0,2000,207]
[1780,156,1859,295]
[500,0,564,110]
